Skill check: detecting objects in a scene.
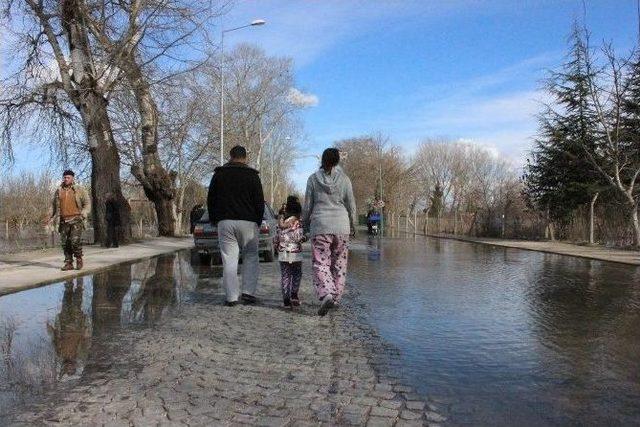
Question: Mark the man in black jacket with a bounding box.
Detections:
[207,145,265,306]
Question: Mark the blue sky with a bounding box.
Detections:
[8,0,640,191]
[223,0,640,190]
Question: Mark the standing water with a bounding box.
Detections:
[0,252,200,417]
[350,235,640,425]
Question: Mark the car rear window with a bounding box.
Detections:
[198,203,275,222]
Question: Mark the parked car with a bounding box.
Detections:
[193,203,278,264]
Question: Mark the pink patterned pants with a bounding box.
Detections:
[312,234,349,301]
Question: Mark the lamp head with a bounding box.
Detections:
[251,19,266,26]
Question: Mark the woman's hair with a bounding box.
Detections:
[285,196,302,217]
[321,148,340,172]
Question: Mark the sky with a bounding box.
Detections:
[7,0,640,192]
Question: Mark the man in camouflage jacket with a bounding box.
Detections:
[48,170,91,270]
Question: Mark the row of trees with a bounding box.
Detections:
[0,1,308,244]
[338,135,524,238]
[337,23,640,248]
[524,24,640,247]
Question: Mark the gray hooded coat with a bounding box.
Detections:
[302,166,357,236]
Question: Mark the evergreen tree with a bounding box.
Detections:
[524,24,604,229]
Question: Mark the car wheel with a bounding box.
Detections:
[262,250,274,262]
[211,253,223,265]
[198,253,212,265]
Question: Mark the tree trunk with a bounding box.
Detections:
[150,197,176,237]
[90,142,132,245]
[174,187,186,235]
[60,0,131,245]
[453,208,458,235]
[589,192,599,245]
[124,55,176,237]
[628,198,640,248]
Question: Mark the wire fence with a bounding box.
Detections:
[0,221,159,255]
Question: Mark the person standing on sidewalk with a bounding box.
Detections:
[302,148,357,316]
[47,170,91,271]
[105,193,121,248]
[207,146,265,306]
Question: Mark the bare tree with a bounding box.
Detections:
[73,0,226,236]
[0,171,54,235]
[576,32,640,246]
[0,0,133,244]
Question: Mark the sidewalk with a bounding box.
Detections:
[0,237,194,296]
[426,233,640,266]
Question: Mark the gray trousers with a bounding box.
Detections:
[217,220,259,302]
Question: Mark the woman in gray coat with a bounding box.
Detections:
[302,148,357,316]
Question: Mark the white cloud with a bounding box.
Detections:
[424,90,545,131]
[221,0,487,67]
[288,87,319,107]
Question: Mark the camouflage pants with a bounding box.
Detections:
[60,220,84,261]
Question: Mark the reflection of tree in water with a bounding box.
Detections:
[91,264,132,336]
[527,256,640,422]
[131,254,177,324]
[46,278,91,378]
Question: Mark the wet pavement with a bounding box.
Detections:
[1,236,639,426]
[0,248,435,426]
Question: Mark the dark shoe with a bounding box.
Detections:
[61,262,74,271]
[224,301,238,307]
[283,297,291,307]
[75,257,83,270]
[291,295,300,307]
[241,293,258,305]
[317,295,335,317]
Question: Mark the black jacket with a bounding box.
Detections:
[105,199,121,225]
[207,162,265,226]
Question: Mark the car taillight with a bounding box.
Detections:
[194,225,204,237]
[260,221,269,234]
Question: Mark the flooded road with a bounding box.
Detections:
[0,252,200,416]
[1,237,640,425]
[350,235,640,426]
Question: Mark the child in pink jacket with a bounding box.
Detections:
[274,196,306,307]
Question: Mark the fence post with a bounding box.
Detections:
[4,221,8,240]
[414,210,417,234]
[405,210,409,232]
[139,218,143,238]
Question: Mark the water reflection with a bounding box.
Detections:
[47,278,90,378]
[349,237,640,426]
[0,250,198,417]
[130,254,178,324]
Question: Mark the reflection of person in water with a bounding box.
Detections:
[131,254,177,323]
[47,278,91,377]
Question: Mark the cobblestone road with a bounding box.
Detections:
[7,256,446,426]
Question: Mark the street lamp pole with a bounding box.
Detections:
[219,19,266,166]
[378,142,384,236]
[270,136,291,207]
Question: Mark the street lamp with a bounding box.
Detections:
[219,19,266,166]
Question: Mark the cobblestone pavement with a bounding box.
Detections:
[7,258,446,426]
